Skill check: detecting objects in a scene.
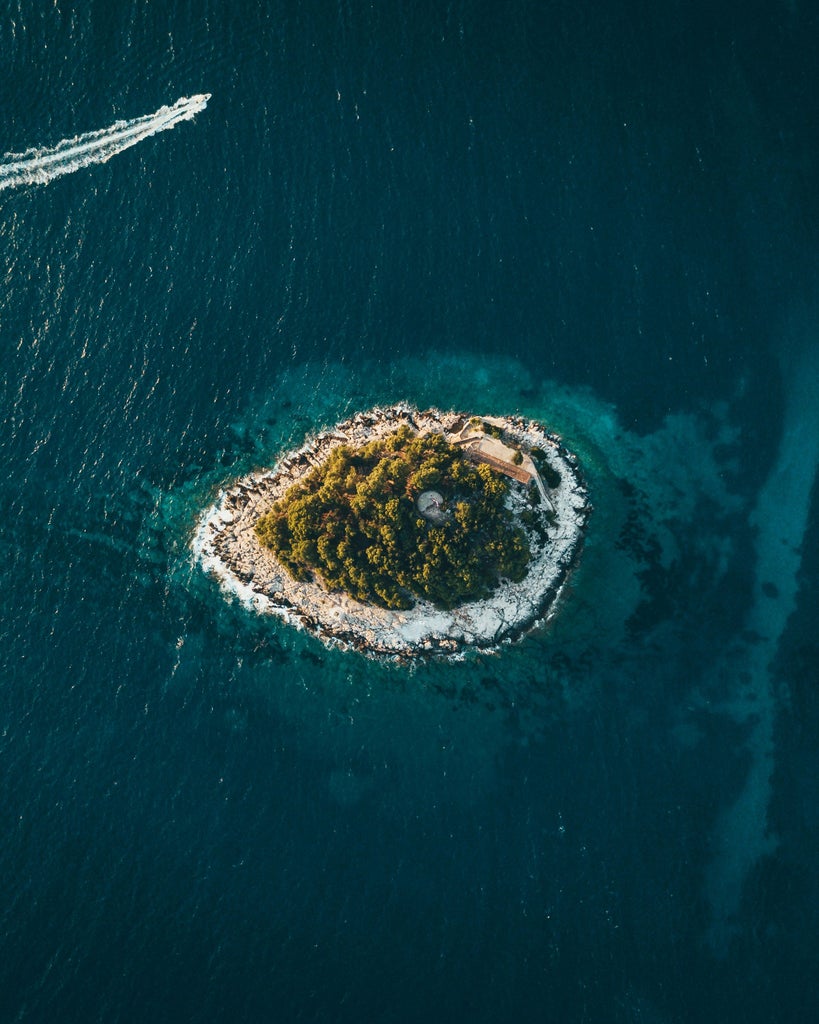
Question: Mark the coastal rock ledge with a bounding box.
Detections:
[193,405,591,660]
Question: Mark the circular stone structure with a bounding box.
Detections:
[193,404,590,660]
[416,490,446,523]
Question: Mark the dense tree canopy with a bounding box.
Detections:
[254,426,531,609]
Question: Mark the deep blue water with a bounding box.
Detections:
[2,2,818,1021]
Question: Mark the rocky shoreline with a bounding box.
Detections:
[192,405,591,660]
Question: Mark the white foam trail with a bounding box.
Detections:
[0,94,210,191]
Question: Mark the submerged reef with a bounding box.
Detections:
[194,404,590,659]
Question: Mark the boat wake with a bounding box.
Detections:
[0,94,210,191]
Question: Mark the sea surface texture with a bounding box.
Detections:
[2,2,818,1022]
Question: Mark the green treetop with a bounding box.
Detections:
[254,425,530,610]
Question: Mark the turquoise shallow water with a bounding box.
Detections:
[2,2,819,1021]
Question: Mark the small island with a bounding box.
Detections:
[194,405,590,659]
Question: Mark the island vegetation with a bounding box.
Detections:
[254,425,531,610]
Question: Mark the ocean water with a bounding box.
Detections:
[2,2,818,1021]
